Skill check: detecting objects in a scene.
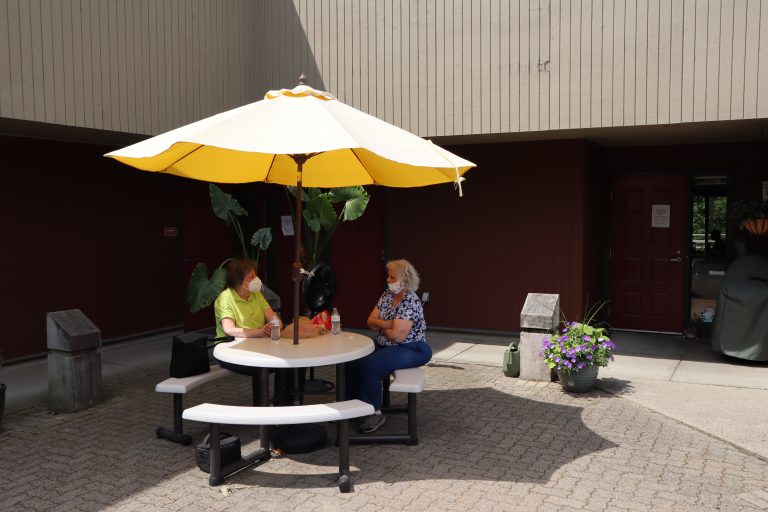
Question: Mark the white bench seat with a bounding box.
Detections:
[155,365,234,446]
[183,400,373,425]
[156,365,233,394]
[389,368,426,393]
[183,399,373,492]
[350,366,426,446]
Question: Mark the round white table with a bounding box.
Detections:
[213,331,374,456]
[213,331,374,369]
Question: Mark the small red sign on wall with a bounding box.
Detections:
[163,227,178,237]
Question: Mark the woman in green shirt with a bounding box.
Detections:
[214,259,281,338]
[214,259,301,405]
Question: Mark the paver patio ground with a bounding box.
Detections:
[2,362,768,511]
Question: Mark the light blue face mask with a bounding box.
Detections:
[388,281,403,294]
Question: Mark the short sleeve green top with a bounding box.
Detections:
[214,288,271,338]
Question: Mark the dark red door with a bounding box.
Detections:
[610,175,687,332]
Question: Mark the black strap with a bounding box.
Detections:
[205,335,235,350]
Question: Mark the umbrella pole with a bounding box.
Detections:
[289,153,318,345]
[292,163,304,346]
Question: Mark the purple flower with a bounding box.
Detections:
[577,363,585,369]
[565,361,572,368]
[591,345,597,351]
[562,328,568,333]
[541,338,550,349]
[583,335,591,342]
[586,354,593,360]
[554,357,561,363]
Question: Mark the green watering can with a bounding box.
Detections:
[502,340,520,378]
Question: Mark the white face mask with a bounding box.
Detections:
[247,276,262,293]
[388,281,403,294]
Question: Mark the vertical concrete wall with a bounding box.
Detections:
[0,0,262,135]
[1,1,767,137]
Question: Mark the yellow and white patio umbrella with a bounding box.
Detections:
[106,76,476,343]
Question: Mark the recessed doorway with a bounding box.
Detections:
[610,175,687,333]
[689,176,728,335]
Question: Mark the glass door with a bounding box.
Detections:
[689,176,728,336]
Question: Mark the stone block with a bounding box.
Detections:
[47,310,101,352]
[519,331,552,382]
[520,293,560,330]
[48,350,103,413]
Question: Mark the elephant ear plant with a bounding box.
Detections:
[187,184,273,314]
[286,185,370,269]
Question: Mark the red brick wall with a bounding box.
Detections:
[385,139,601,332]
[0,136,231,360]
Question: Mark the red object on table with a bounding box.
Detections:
[311,310,332,331]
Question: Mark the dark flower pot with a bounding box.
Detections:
[557,365,599,393]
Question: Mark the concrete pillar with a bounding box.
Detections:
[47,310,102,413]
[519,293,560,382]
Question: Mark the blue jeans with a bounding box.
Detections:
[347,341,432,411]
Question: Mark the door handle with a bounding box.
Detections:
[669,256,682,263]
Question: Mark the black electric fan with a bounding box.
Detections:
[302,263,337,394]
[303,263,337,315]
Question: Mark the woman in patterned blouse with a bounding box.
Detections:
[348,259,432,434]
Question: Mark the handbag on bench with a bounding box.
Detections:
[169,333,235,378]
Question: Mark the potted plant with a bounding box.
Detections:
[728,199,768,235]
[286,185,370,270]
[187,184,371,315]
[540,305,616,393]
[187,184,275,314]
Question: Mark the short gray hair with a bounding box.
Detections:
[386,259,420,292]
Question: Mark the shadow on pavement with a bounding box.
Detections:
[425,362,467,370]
[0,370,617,505]
[230,386,618,489]
[612,332,768,367]
[596,377,635,396]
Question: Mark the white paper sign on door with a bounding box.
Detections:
[651,205,670,228]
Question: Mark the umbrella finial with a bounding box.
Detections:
[298,73,308,86]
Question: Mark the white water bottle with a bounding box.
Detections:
[270,316,281,341]
[331,308,341,335]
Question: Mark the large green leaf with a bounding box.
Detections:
[328,186,366,203]
[303,194,336,232]
[304,213,321,232]
[340,194,369,221]
[250,227,273,251]
[209,184,247,223]
[330,186,370,221]
[187,263,227,313]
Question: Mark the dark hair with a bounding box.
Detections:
[225,259,256,289]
